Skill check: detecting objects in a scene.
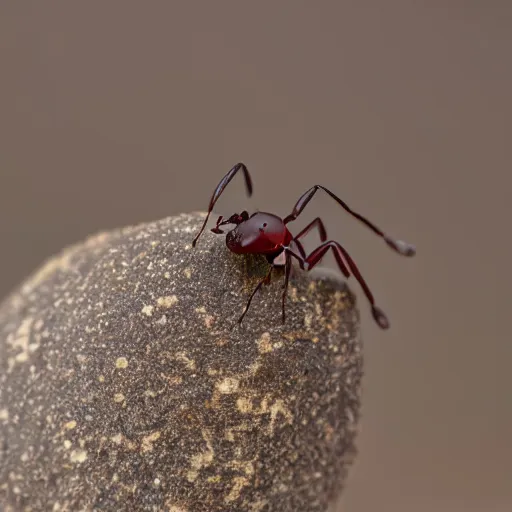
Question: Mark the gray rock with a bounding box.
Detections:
[0,212,363,512]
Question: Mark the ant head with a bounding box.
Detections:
[210,211,250,235]
[227,211,249,224]
[226,212,286,254]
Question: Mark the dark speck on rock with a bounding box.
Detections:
[0,212,363,512]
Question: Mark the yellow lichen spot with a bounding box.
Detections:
[195,306,207,314]
[7,316,38,370]
[207,475,221,483]
[186,431,214,482]
[69,449,88,463]
[64,420,77,431]
[63,440,72,450]
[324,423,335,442]
[258,397,269,414]
[304,312,313,328]
[114,393,125,403]
[164,272,171,279]
[224,476,249,504]
[256,332,272,353]
[247,361,261,376]
[98,375,105,382]
[249,499,269,511]
[141,431,161,453]
[157,295,178,308]
[236,397,253,413]
[115,357,128,369]
[175,352,196,370]
[269,399,293,435]
[183,268,192,279]
[168,506,188,512]
[334,290,346,303]
[160,374,183,386]
[111,433,123,445]
[141,305,154,316]
[229,459,255,476]
[204,315,215,328]
[145,389,157,398]
[216,377,240,394]
[0,408,9,421]
[15,352,28,363]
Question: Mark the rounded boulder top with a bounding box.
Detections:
[0,212,363,512]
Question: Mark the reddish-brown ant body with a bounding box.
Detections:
[192,163,415,328]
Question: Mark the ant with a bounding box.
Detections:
[192,163,416,329]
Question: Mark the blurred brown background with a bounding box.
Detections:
[1,2,511,511]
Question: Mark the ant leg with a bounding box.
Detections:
[303,240,389,329]
[283,185,415,257]
[293,240,306,267]
[281,252,292,323]
[238,265,273,324]
[293,240,350,278]
[192,163,253,247]
[292,237,350,276]
[290,216,328,268]
[294,217,328,244]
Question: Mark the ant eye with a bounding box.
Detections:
[262,223,267,228]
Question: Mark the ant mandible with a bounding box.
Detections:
[192,162,416,329]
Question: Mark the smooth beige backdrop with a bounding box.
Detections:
[1,2,511,511]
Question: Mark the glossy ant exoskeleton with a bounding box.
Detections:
[192,163,415,329]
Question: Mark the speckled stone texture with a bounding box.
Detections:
[0,212,363,512]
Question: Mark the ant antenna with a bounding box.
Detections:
[192,163,253,247]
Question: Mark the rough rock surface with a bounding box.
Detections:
[0,212,363,512]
